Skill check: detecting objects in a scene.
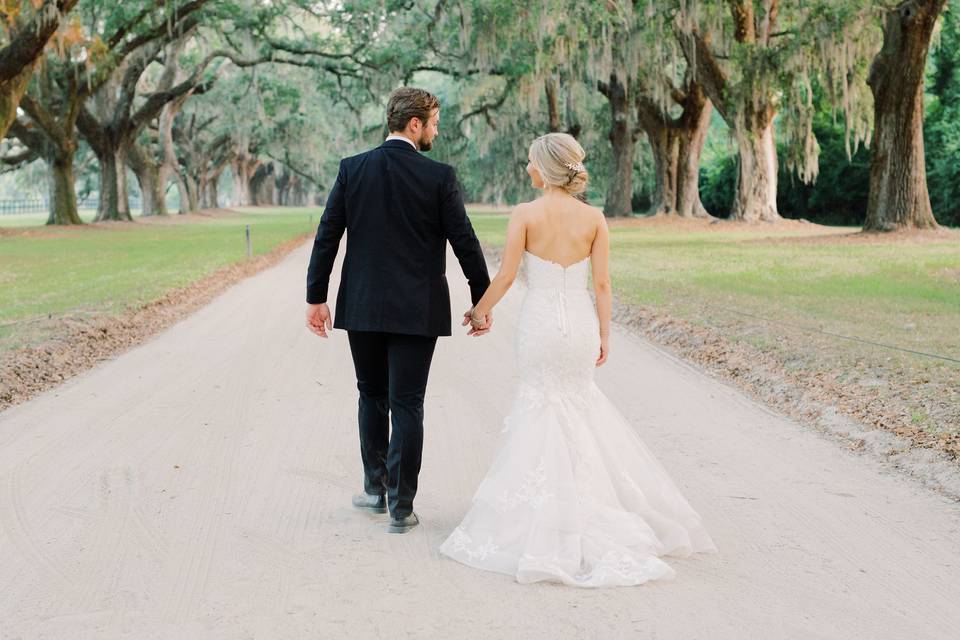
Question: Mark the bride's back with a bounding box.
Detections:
[523,195,602,267]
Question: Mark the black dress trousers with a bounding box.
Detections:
[347,330,438,519]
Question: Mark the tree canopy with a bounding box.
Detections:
[0,0,955,229]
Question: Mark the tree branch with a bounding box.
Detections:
[0,0,79,83]
[18,94,65,144]
[0,146,38,166]
[8,118,46,152]
[676,27,729,120]
[130,50,273,134]
[457,78,516,132]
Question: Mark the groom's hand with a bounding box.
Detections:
[306,303,333,338]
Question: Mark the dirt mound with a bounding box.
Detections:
[609,213,838,233]
[0,207,251,238]
[137,208,244,224]
[748,226,959,245]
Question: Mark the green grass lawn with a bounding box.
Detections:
[467,209,960,433]
[468,211,959,356]
[0,207,318,350]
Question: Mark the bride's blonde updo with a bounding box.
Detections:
[529,132,588,194]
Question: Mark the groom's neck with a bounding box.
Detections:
[386,132,418,149]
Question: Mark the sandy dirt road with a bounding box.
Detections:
[1,241,958,640]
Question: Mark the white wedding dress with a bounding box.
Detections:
[439,250,718,587]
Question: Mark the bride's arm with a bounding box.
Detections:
[591,215,612,365]
[469,206,527,320]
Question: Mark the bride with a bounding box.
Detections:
[439,133,718,587]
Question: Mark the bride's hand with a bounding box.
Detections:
[596,335,609,366]
[463,307,493,336]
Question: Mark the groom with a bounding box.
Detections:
[305,87,492,534]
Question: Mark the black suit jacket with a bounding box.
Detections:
[305,139,491,337]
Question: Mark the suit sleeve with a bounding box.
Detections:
[306,160,347,304]
[439,165,491,306]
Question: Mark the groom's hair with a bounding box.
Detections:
[386,87,440,133]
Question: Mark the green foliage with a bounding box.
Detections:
[2,0,958,228]
[775,108,871,225]
[924,2,960,227]
[699,153,737,219]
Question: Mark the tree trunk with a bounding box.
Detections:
[250,164,276,205]
[183,173,200,212]
[644,122,679,216]
[159,96,191,214]
[95,147,119,222]
[276,169,291,205]
[46,151,81,225]
[731,112,780,222]
[232,161,249,206]
[600,73,637,217]
[172,171,190,214]
[545,75,561,132]
[675,86,712,218]
[231,153,259,206]
[636,81,713,218]
[117,147,130,218]
[135,162,167,216]
[295,180,310,206]
[197,174,208,208]
[563,74,581,139]
[155,160,178,214]
[286,176,305,206]
[203,180,219,208]
[679,25,782,222]
[865,0,944,231]
[203,173,220,208]
[127,143,168,216]
[93,145,133,222]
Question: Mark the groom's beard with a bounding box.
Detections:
[418,138,433,152]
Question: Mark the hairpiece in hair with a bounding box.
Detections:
[564,161,585,173]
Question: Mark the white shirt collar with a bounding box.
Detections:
[385,134,418,150]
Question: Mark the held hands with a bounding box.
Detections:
[306,303,332,338]
[308,302,491,339]
[462,307,493,337]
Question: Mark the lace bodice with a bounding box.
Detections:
[522,250,590,291]
[513,250,599,410]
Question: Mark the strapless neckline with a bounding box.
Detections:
[524,250,589,270]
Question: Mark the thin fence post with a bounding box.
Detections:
[245,224,252,259]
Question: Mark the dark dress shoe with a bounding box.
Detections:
[352,492,387,513]
[387,512,419,534]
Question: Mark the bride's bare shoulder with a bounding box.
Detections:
[574,199,605,223]
[510,200,539,219]
[574,197,602,213]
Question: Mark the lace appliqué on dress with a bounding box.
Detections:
[446,526,499,562]
[515,380,591,411]
[575,550,668,583]
[496,457,554,510]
